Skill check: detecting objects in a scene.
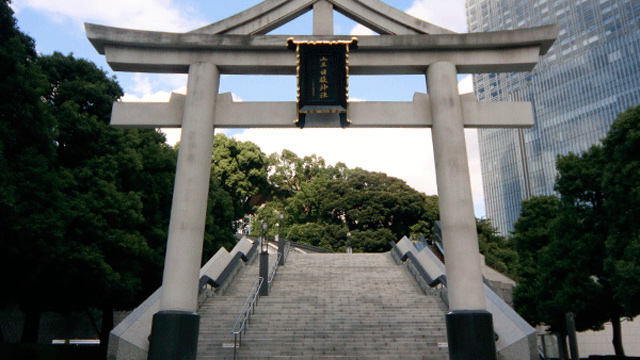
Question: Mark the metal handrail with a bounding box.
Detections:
[231,277,263,359]
[283,241,291,260]
[230,243,289,359]
[268,253,282,285]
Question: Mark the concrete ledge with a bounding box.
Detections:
[107,237,255,360]
[417,247,446,278]
[229,237,255,259]
[485,284,537,360]
[395,236,415,258]
[392,239,537,360]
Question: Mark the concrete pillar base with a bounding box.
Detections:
[148,311,200,360]
[446,310,497,360]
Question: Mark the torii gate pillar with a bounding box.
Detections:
[147,63,220,360]
[428,62,497,359]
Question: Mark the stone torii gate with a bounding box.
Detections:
[85,1,556,359]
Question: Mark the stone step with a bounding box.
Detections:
[196,252,449,359]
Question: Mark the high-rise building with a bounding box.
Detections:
[466,0,640,235]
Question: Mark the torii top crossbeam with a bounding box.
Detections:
[85,24,556,75]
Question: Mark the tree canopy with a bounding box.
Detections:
[254,150,439,252]
[601,106,640,319]
[476,218,517,279]
[212,133,270,221]
[511,105,640,356]
[0,5,240,346]
[1,0,64,343]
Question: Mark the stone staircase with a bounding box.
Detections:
[197,251,449,359]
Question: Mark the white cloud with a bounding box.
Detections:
[234,128,437,192]
[124,73,187,97]
[348,0,467,40]
[405,0,467,33]
[465,129,486,217]
[129,74,154,96]
[458,74,474,94]
[121,86,186,103]
[161,128,182,146]
[351,24,375,36]
[17,0,205,32]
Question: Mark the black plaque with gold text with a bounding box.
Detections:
[288,38,357,128]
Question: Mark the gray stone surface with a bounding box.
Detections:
[428,61,486,312]
[313,1,334,35]
[228,237,254,259]
[159,63,219,313]
[111,92,534,129]
[85,23,557,74]
[415,247,446,282]
[196,252,449,359]
[485,286,537,360]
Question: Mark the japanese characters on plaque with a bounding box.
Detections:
[317,55,330,100]
[287,38,358,128]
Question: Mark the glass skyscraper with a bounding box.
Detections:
[466,0,640,235]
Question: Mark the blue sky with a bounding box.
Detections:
[11,0,487,217]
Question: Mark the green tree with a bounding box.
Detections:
[555,146,627,354]
[409,195,439,240]
[202,176,236,262]
[37,53,239,349]
[281,165,429,252]
[511,196,561,326]
[36,52,170,350]
[601,106,640,353]
[511,196,576,356]
[476,218,517,279]
[268,149,327,199]
[0,0,63,343]
[212,134,270,221]
[512,126,640,356]
[0,4,253,347]
[513,161,619,354]
[286,222,328,248]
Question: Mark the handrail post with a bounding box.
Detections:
[278,236,287,266]
[259,251,269,296]
[259,222,269,296]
